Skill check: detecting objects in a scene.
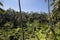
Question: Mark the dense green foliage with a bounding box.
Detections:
[0,0,60,40]
[0,8,60,40]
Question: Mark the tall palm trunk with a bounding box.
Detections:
[48,0,50,14]
[18,0,24,40]
[47,0,57,40]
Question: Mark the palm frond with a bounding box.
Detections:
[0,2,3,6]
[0,8,4,11]
[50,2,54,6]
[50,0,56,6]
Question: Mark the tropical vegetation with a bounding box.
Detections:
[0,0,60,40]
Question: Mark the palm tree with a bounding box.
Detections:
[46,0,50,14]
[18,0,25,40]
[45,0,57,40]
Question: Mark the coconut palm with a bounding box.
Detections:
[18,0,25,40]
[45,0,57,40]
[45,0,50,14]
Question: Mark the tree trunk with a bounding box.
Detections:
[18,0,25,40]
[48,0,57,40]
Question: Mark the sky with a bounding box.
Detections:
[0,0,52,13]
